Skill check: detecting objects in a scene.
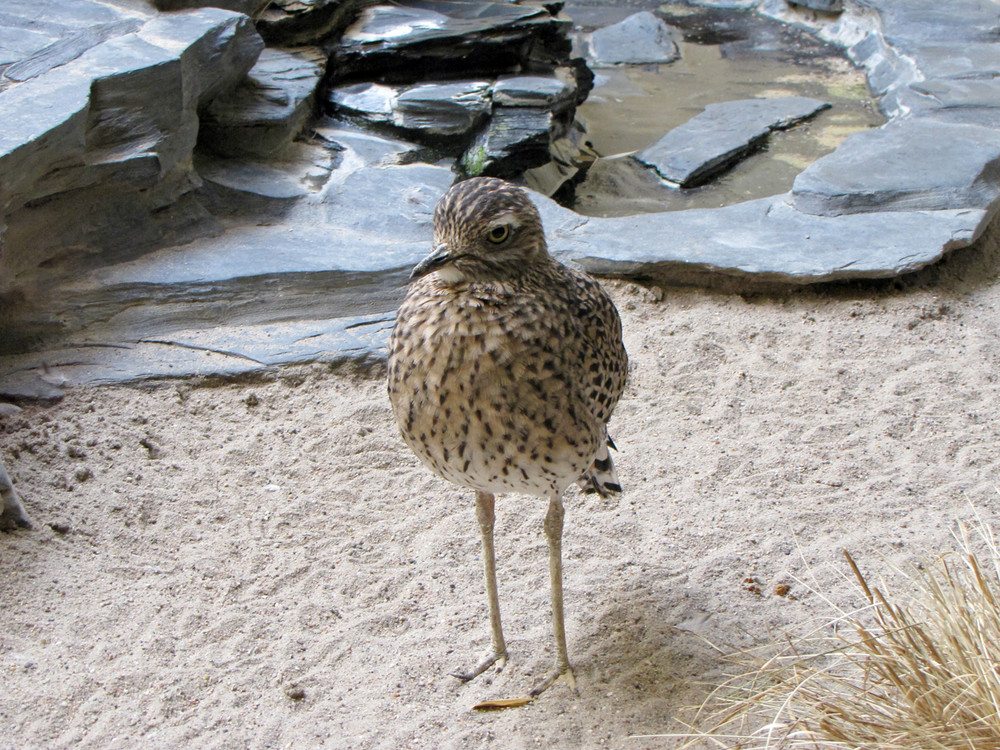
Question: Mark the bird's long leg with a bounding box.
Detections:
[0,459,31,531]
[529,493,577,697]
[451,491,508,681]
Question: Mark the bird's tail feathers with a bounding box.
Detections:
[577,437,621,498]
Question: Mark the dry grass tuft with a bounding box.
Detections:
[663,515,1000,749]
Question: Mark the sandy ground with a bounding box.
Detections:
[5,219,1000,749]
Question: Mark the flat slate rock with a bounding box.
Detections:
[1,184,990,391]
[492,74,576,110]
[84,163,453,286]
[340,1,550,50]
[875,0,1000,44]
[195,141,339,215]
[394,81,492,135]
[588,11,680,66]
[0,164,455,391]
[31,163,454,340]
[884,78,1000,127]
[2,188,988,392]
[536,193,989,283]
[2,18,144,83]
[903,43,1000,80]
[326,82,395,123]
[793,118,1000,215]
[0,315,391,395]
[635,96,830,188]
[311,121,425,167]
[0,0,144,74]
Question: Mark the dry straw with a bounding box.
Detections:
[655,512,1000,749]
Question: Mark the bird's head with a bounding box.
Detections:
[411,177,549,284]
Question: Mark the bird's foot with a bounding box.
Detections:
[450,650,507,682]
[528,665,577,698]
[0,492,32,531]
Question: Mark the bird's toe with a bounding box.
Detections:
[528,664,577,698]
[450,650,507,683]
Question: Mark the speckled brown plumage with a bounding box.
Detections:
[387,176,627,696]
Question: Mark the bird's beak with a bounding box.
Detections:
[410,243,452,280]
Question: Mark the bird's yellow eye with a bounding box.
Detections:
[487,225,510,244]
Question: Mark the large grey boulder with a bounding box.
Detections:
[0,8,263,281]
[587,11,680,67]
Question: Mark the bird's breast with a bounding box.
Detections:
[388,285,601,496]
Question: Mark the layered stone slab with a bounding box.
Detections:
[256,0,362,46]
[332,1,569,80]
[394,82,493,135]
[884,79,1000,127]
[792,119,1000,215]
[492,74,577,110]
[0,314,392,393]
[5,0,1000,391]
[0,7,263,278]
[541,195,989,283]
[2,184,989,393]
[200,47,324,158]
[2,18,144,83]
